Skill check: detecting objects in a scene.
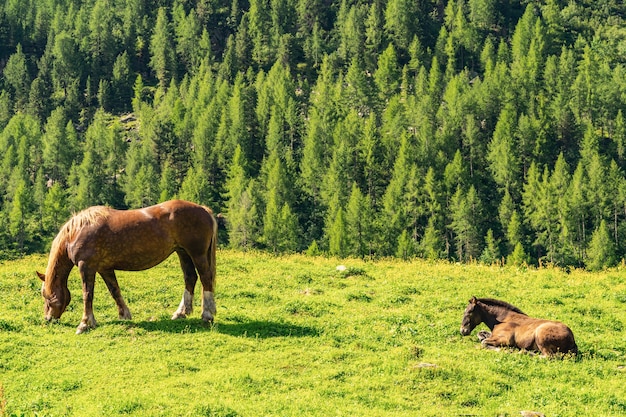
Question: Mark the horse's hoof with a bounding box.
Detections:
[171,312,186,320]
[201,312,214,323]
[477,330,491,341]
[76,323,92,334]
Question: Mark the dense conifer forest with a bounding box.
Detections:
[1,0,625,268]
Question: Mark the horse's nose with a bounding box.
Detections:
[44,314,59,323]
[460,326,470,336]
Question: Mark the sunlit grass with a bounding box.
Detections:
[1,250,625,416]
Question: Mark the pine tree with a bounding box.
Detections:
[112,51,132,111]
[123,139,159,208]
[3,44,31,111]
[364,1,383,70]
[420,216,443,260]
[8,176,33,251]
[149,8,177,87]
[159,161,179,202]
[614,110,626,163]
[374,43,400,101]
[381,134,413,255]
[469,0,497,30]
[179,163,212,205]
[567,161,588,263]
[507,242,529,266]
[449,185,482,262]
[88,0,118,80]
[0,90,12,130]
[480,229,500,265]
[42,107,78,185]
[173,5,203,72]
[344,57,375,116]
[328,204,347,257]
[396,229,416,260]
[249,0,273,67]
[262,187,282,252]
[277,203,299,252]
[52,31,81,99]
[226,145,260,250]
[42,182,70,235]
[361,113,385,206]
[585,219,616,271]
[345,182,372,258]
[336,3,366,63]
[585,152,609,229]
[487,103,519,194]
[384,0,417,51]
[551,153,574,264]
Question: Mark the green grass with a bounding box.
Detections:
[1,250,625,416]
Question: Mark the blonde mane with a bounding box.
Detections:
[46,206,111,277]
[64,206,111,238]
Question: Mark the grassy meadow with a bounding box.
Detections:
[0,249,625,416]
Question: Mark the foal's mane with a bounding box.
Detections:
[478,298,526,315]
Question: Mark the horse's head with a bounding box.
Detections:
[37,271,71,321]
[460,296,482,336]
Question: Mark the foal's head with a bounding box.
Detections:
[460,296,482,336]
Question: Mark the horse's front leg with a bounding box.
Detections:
[100,270,131,320]
[477,330,491,342]
[77,261,97,334]
[477,331,503,351]
[481,326,515,350]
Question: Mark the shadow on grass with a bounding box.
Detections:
[130,318,319,338]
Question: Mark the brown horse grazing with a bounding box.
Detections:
[460,297,578,356]
[37,200,218,334]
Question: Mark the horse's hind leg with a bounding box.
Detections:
[172,250,198,319]
[191,253,216,323]
[100,270,132,320]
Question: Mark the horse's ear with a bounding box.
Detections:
[36,271,45,282]
[470,296,477,304]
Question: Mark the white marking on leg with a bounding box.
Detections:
[76,314,97,334]
[201,291,216,322]
[172,289,194,320]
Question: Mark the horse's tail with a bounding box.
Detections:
[203,206,218,290]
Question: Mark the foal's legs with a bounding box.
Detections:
[100,270,132,320]
[172,250,198,319]
[477,330,491,341]
[480,326,515,350]
[76,261,98,334]
[477,331,502,351]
